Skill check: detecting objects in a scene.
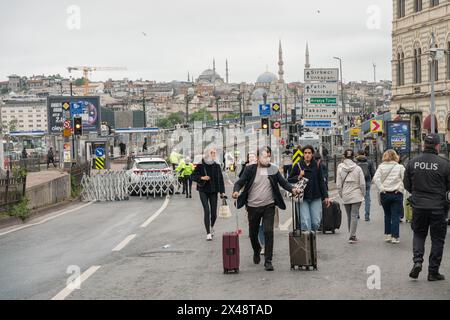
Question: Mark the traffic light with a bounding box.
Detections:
[261,118,269,135]
[74,117,82,136]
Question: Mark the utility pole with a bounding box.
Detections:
[430,32,437,134]
[334,57,346,141]
[373,62,376,83]
[142,89,146,127]
[238,92,243,126]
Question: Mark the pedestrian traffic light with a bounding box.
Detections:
[74,117,82,136]
[261,118,269,135]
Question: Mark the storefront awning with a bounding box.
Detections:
[423,115,438,131]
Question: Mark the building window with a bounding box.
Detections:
[397,0,406,18]
[447,42,450,80]
[414,48,422,84]
[430,0,439,7]
[397,52,405,86]
[414,0,422,12]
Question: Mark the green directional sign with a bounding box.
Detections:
[308,97,337,104]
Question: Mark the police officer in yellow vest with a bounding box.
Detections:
[176,156,195,198]
[170,149,182,170]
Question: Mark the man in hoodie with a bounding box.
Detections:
[337,149,366,244]
[232,148,300,271]
[356,150,376,221]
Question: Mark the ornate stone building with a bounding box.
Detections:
[391,0,450,141]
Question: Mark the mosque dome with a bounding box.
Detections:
[197,69,222,83]
[256,71,278,84]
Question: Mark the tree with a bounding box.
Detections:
[8,119,18,132]
[73,78,86,86]
[189,108,213,123]
[0,88,8,94]
[156,112,184,128]
[222,113,239,120]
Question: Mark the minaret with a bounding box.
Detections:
[278,40,284,83]
[226,59,229,84]
[305,42,311,69]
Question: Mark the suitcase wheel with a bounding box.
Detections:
[332,229,336,234]
[313,265,318,270]
[235,269,239,274]
[291,265,295,270]
[224,269,228,274]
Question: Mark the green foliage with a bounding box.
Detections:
[189,108,213,123]
[0,88,9,94]
[73,78,86,86]
[8,119,18,132]
[157,112,184,128]
[7,197,30,222]
[12,167,27,179]
[222,113,239,120]
[70,175,81,198]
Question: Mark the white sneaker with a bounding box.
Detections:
[384,234,392,242]
[206,234,212,241]
[391,237,400,244]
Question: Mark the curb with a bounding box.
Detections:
[0,196,81,231]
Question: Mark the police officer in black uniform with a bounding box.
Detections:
[404,133,450,281]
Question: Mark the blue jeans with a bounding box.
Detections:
[297,198,323,231]
[364,184,371,219]
[380,192,403,238]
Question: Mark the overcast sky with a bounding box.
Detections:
[0,0,392,83]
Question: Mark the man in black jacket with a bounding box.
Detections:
[404,134,450,281]
[356,150,376,221]
[232,148,299,271]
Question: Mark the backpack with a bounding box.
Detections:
[357,162,371,182]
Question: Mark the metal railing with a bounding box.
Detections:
[0,171,26,211]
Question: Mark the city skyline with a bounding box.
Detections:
[0,0,392,83]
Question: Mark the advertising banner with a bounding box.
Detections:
[386,121,411,154]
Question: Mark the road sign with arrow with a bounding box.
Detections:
[304,68,339,82]
[304,83,338,95]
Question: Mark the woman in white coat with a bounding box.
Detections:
[373,149,405,244]
[337,149,366,244]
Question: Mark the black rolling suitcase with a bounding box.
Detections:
[289,198,318,271]
[319,201,342,234]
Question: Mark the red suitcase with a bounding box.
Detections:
[222,199,241,274]
[222,232,240,274]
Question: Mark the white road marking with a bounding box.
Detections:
[112,234,136,252]
[279,217,292,231]
[140,195,170,228]
[0,201,94,237]
[51,265,101,300]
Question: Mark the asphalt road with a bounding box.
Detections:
[0,175,449,300]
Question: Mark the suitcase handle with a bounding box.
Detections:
[233,201,242,235]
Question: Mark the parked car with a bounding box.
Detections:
[126,156,176,196]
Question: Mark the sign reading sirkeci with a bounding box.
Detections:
[304,68,339,82]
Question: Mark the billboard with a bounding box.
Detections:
[47,96,101,135]
[386,121,411,154]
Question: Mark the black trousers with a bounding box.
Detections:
[183,176,192,197]
[199,192,218,234]
[412,208,448,273]
[47,157,56,168]
[247,204,276,264]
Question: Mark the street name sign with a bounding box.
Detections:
[303,107,338,119]
[304,68,339,82]
[304,83,338,96]
[304,96,338,105]
[303,120,333,128]
[259,104,271,117]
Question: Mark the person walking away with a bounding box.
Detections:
[191,148,225,241]
[232,148,300,271]
[183,156,195,198]
[176,157,187,194]
[314,152,328,190]
[356,150,376,221]
[404,134,450,281]
[373,149,405,244]
[47,147,57,169]
[288,145,331,232]
[119,142,126,156]
[337,149,365,244]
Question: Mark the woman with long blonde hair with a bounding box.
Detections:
[373,149,405,244]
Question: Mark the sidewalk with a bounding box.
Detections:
[26,168,68,189]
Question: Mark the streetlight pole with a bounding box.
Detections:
[142,89,146,127]
[430,32,437,134]
[216,94,220,129]
[238,92,243,126]
[334,57,346,140]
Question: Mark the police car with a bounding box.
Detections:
[126,156,176,195]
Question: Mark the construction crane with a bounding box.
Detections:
[67,66,127,95]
